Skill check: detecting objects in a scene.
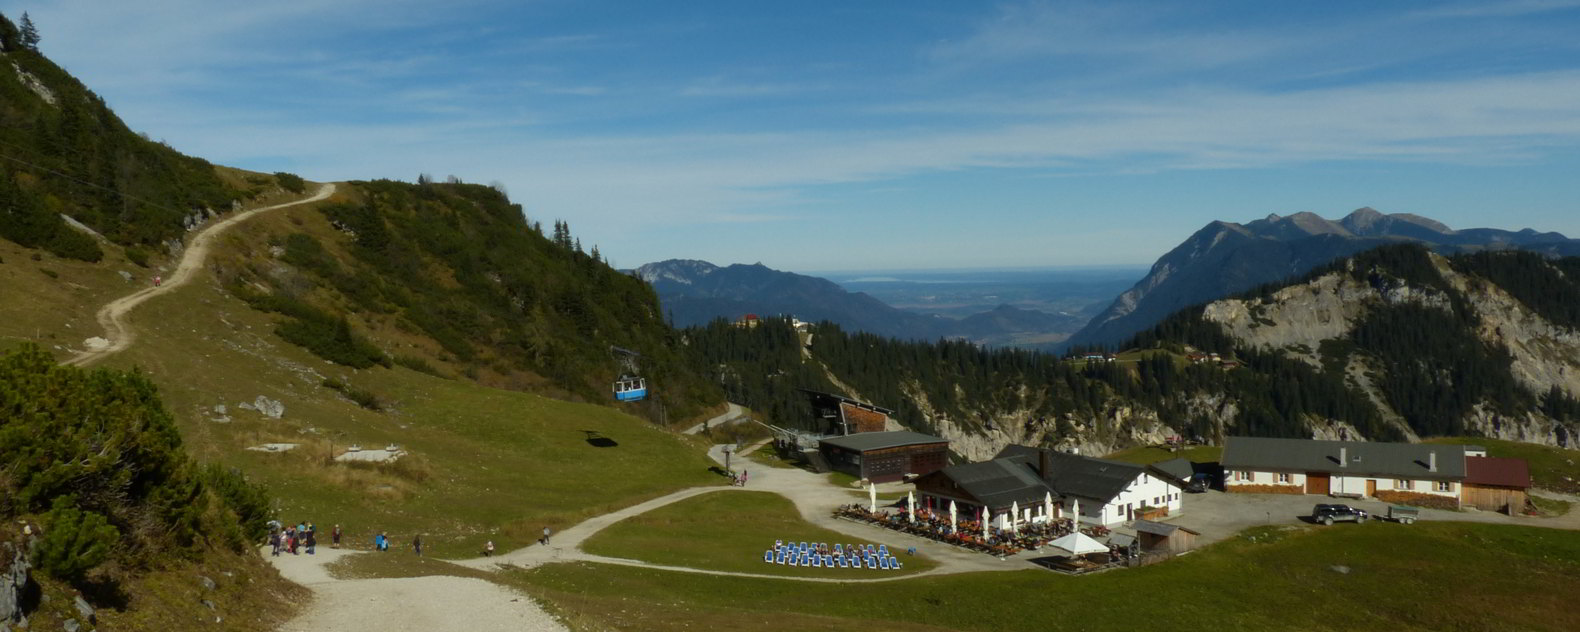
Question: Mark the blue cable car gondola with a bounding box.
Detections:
[614,375,647,402]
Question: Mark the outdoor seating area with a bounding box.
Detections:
[833,504,1111,557]
[764,539,906,570]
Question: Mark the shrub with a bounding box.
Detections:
[201,464,273,546]
[1225,484,1305,495]
[35,496,119,583]
[274,172,306,194]
[1375,490,1459,510]
[124,245,150,267]
[394,354,443,377]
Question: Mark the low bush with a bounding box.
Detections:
[1375,490,1459,510]
[124,245,150,267]
[274,172,306,194]
[1226,484,1305,495]
[35,496,119,583]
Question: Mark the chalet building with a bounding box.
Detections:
[1222,437,1473,506]
[913,445,1185,528]
[818,431,949,484]
[802,390,894,435]
[910,458,1056,526]
[999,446,1185,526]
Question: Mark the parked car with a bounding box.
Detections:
[1312,504,1369,525]
[1186,472,1213,493]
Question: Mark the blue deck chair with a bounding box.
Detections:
[879,556,891,570]
[834,544,843,556]
[764,550,773,563]
[824,554,833,566]
[879,545,890,557]
[892,559,903,570]
[838,556,849,568]
[867,556,878,569]
[776,551,786,564]
[811,554,822,568]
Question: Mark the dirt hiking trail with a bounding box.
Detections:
[64,183,336,367]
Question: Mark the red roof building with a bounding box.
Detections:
[1461,456,1532,514]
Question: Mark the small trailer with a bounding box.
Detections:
[1384,505,1419,524]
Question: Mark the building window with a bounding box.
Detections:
[1435,481,1452,492]
[1397,479,1413,490]
[1237,471,1254,482]
[1277,473,1291,483]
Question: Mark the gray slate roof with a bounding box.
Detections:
[935,460,1056,509]
[996,445,1169,504]
[1150,457,1195,483]
[1133,519,1198,537]
[1221,437,1466,481]
[819,430,947,452]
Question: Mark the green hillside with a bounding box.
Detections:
[0,14,267,262]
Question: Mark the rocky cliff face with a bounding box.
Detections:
[1200,251,1580,446]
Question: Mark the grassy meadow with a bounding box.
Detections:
[582,490,936,578]
[67,201,723,558]
[519,521,1580,632]
[1102,444,1223,465]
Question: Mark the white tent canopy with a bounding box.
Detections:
[1049,531,1108,557]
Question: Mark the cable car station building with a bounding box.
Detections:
[818,431,950,483]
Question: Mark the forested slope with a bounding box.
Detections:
[219,178,720,420]
[690,246,1580,457]
[0,13,260,263]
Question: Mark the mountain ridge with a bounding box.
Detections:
[1067,208,1580,350]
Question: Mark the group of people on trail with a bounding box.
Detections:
[271,521,341,556]
[733,469,749,487]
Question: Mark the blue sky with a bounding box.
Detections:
[16,0,1580,271]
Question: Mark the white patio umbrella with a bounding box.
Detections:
[868,482,877,513]
[1044,492,1055,524]
[1010,501,1020,535]
[949,500,958,532]
[1071,498,1081,530]
[908,491,917,523]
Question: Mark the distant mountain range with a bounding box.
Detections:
[1065,208,1580,350]
[634,260,1084,344]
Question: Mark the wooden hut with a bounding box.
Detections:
[1132,520,1200,554]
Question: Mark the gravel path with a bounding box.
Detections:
[270,548,566,632]
[64,183,337,367]
[455,444,1026,577]
[682,402,747,434]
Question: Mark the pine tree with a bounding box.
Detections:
[19,12,38,51]
[0,13,20,52]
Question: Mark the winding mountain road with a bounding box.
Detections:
[64,183,336,367]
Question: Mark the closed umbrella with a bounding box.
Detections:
[908,491,917,523]
[1044,491,1055,524]
[869,482,878,513]
[949,500,958,532]
[1010,501,1020,535]
[1071,498,1081,530]
[981,507,989,540]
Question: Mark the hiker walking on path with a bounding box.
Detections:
[541,526,552,545]
[332,524,341,548]
[413,534,424,556]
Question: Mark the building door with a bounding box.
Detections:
[1306,472,1330,495]
[1365,480,1377,497]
